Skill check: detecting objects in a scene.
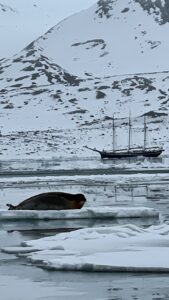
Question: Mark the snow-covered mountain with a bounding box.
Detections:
[2,0,169,76]
[0,0,96,59]
[0,2,16,13]
[0,1,46,59]
[37,0,169,77]
[0,0,169,159]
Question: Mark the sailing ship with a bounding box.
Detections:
[85,114,164,159]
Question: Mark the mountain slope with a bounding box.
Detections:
[0,0,97,59]
[1,0,169,77]
[37,0,169,77]
[0,0,169,159]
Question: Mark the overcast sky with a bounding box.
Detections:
[0,0,97,58]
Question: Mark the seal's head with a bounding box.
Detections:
[67,193,86,209]
[74,193,86,209]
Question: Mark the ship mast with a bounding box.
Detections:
[128,111,132,151]
[112,114,116,152]
[143,115,147,150]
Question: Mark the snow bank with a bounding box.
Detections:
[0,206,158,220]
[2,223,169,272]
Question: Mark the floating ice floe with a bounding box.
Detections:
[0,206,159,220]
[3,223,169,272]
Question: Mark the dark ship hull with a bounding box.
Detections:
[100,148,164,159]
[85,146,164,159]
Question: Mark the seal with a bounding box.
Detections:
[6,192,86,210]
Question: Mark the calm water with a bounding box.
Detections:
[1,229,169,300]
[0,159,169,299]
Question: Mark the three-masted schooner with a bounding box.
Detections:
[85,115,164,159]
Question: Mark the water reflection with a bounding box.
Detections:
[1,216,159,240]
[105,274,169,300]
[102,154,164,167]
[1,265,169,300]
[0,155,167,177]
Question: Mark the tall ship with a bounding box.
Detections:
[85,114,164,159]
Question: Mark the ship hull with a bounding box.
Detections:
[100,149,163,159]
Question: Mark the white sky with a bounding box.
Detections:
[0,0,97,58]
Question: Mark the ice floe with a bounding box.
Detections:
[0,206,159,220]
[2,223,169,272]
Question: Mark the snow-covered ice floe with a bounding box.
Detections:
[2,223,169,272]
[0,207,159,220]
